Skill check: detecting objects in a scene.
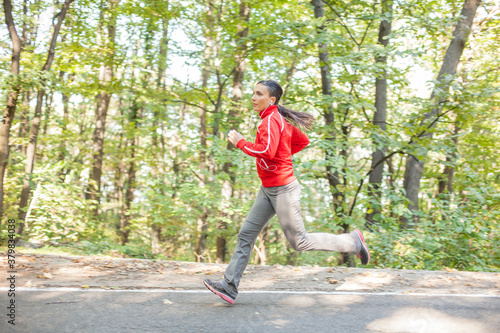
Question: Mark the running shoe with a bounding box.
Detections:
[203,279,235,305]
[352,229,370,265]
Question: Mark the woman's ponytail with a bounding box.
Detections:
[257,79,316,132]
[277,105,315,131]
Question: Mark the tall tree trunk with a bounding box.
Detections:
[217,0,251,264]
[85,0,119,218]
[151,14,170,255]
[119,106,138,245]
[17,91,30,155]
[338,122,355,266]
[17,0,73,237]
[312,0,342,206]
[42,92,53,136]
[402,0,480,228]
[195,1,214,262]
[0,0,22,221]
[437,119,459,210]
[15,0,34,156]
[312,0,353,266]
[366,0,392,227]
[119,16,156,245]
[57,72,73,178]
[113,109,124,235]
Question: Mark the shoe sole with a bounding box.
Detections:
[353,229,370,265]
[204,280,235,305]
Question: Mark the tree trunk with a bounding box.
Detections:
[119,101,139,245]
[42,92,53,136]
[366,0,392,227]
[151,14,170,255]
[312,0,353,266]
[17,91,30,155]
[0,0,22,222]
[15,0,33,157]
[217,0,251,264]
[17,0,73,237]
[338,123,355,267]
[312,0,342,206]
[437,119,459,210]
[86,0,119,218]
[402,0,480,228]
[195,1,214,262]
[57,72,73,178]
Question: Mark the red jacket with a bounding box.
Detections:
[236,105,310,187]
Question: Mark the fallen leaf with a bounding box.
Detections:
[327,278,338,284]
[163,299,174,305]
[81,285,90,289]
[43,272,53,279]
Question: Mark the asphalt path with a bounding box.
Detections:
[1,288,499,333]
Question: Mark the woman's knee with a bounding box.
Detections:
[287,233,309,251]
[237,223,260,244]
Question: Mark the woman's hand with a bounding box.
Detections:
[228,129,244,146]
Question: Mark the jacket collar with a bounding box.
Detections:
[259,105,278,119]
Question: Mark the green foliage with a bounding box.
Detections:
[1,0,498,273]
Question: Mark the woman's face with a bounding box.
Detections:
[251,83,275,112]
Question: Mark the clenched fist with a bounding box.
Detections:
[228,129,244,146]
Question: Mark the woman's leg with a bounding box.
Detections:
[265,180,358,253]
[220,187,276,298]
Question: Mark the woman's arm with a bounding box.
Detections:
[291,126,309,154]
[231,114,281,160]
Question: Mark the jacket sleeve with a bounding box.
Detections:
[291,126,309,155]
[236,114,281,160]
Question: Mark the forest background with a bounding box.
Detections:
[1,0,499,272]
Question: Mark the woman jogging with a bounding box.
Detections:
[203,79,370,305]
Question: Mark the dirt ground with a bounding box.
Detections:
[1,250,499,296]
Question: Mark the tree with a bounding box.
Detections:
[217,0,251,263]
[402,0,481,227]
[16,0,74,237]
[366,0,393,227]
[194,0,215,262]
[0,0,23,222]
[311,0,342,209]
[85,0,120,216]
[150,3,171,255]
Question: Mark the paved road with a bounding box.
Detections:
[1,288,499,333]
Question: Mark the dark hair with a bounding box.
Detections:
[257,79,315,131]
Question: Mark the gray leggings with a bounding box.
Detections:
[221,179,358,298]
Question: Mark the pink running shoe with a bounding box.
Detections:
[204,279,235,305]
[352,229,370,265]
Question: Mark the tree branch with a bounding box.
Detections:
[322,0,360,47]
[348,106,457,216]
